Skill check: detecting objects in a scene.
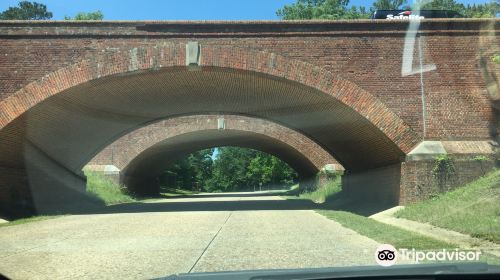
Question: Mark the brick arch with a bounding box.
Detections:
[0,45,419,154]
[94,114,343,195]
[0,44,422,217]
[87,114,341,174]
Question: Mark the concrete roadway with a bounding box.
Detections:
[0,192,380,279]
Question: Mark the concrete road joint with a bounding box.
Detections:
[188,211,233,273]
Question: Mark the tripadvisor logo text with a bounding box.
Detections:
[375,244,482,266]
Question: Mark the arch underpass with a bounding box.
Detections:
[87,115,341,195]
[123,130,319,195]
[0,44,420,218]
[0,20,496,219]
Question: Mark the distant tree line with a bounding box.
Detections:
[0,1,103,20]
[277,0,499,19]
[159,147,298,193]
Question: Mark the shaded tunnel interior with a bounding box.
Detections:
[0,66,406,217]
[121,129,319,195]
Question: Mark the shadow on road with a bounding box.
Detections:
[83,199,318,214]
[153,191,288,200]
[61,191,395,217]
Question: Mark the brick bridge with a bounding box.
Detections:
[0,20,497,218]
[87,114,341,195]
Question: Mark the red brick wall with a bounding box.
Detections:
[0,20,496,142]
[400,155,496,204]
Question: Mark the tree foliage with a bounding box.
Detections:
[159,147,298,193]
[373,0,407,10]
[277,0,499,19]
[461,2,499,18]
[418,0,498,18]
[417,0,499,18]
[64,11,104,20]
[276,0,371,20]
[159,149,214,192]
[0,1,52,20]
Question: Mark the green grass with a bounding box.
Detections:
[85,171,136,205]
[0,215,62,228]
[288,177,342,203]
[396,169,500,243]
[293,177,455,250]
[316,210,455,250]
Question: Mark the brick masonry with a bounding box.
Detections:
[400,142,496,203]
[0,20,498,217]
[88,115,340,173]
[87,114,342,194]
[0,20,497,140]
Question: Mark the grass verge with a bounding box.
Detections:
[287,177,342,203]
[85,171,135,205]
[316,210,454,250]
[0,215,62,228]
[395,169,500,243]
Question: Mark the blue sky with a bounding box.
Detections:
[0,0,493,20]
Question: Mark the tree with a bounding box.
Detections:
[418,0,465,11]
[246,153,297,188]
[159,149,213,191]
[64,11,104,20]
[160,147,298,193]
[205,147,298,192]
[373,0,407,10]
[0,1,52,20]
[462,2,498,18]
[276,0,371,20]
[205,147,255,192]
[246,154,273,187]
[277,0,498,20]
[416,0,498,18]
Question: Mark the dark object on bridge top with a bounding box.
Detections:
[371,10,463,20]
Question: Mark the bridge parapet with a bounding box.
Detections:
[0,19,496,37]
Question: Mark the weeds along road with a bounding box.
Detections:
[0,192,380,279]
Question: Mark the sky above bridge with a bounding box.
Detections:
[0,0,492,20]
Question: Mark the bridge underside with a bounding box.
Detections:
[0,67,405,170]
[0,67,410,218]
[2,66,492,219]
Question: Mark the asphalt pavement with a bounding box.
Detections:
[0,192,380,279]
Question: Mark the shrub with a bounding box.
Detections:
[432,154,455,191]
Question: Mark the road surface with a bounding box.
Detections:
[0,192,381,279]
